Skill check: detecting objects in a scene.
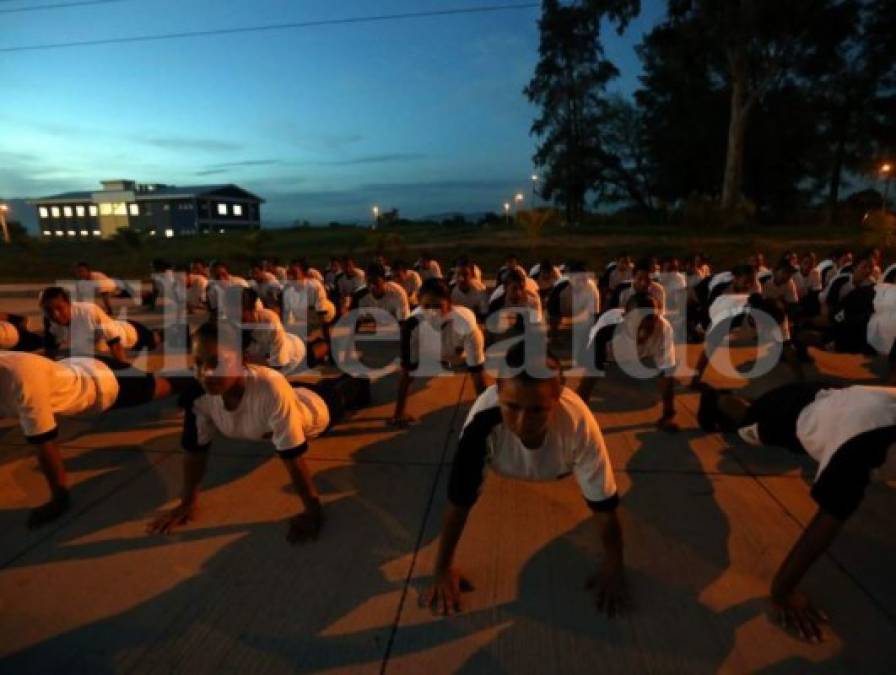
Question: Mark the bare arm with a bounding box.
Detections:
[422,503,472,615]
[586,509,628,616]
[27,440,71,528]
[769,509,841,641]
[147,452,208,534]
[281,455,323,544]
[389,368,415,426]
[470,368,488,395]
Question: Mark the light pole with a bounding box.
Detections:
[0,204,9,244]
[503,202,511,225]
[881,163,893,213]
[514,192,524,216]
[372,205,380,230]
[530,174,539,206]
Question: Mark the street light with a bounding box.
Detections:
[513,192,524,216]
[881,163,893,212]
[503,201,511,225]
[0,204,9,244]
[530,174,539,205]
[372,205,380,229]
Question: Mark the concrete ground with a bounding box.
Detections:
[0,292,894,674]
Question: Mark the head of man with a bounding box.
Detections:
[749,252,766,270]
[366,263,388,298]
[505,253,520,269]
[504,268,528,306]
[455,263,475,292]
[799,252,816,275]
[40,286,72,326]
[773,259,797,285]
[240,288,262,324]
[190,259,208,276]
[731,264,757,294]
[418,277,452,323]
[632,257,657,293]
[249,261,267,284]
[287,257,310,281]
[342,256,357,275]
[837,250,854,269]
[391,259,409,281]
[853,251,875,285]
[73,262,91,281]
[661,257,680,273]
[496,341,563,449]
[209,261,230,281]
[191,321,247,397]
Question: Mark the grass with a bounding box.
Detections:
[0,220,891,283]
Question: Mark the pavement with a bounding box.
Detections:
[0,291,894,674]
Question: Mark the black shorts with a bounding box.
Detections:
[744,382,836,452]
[127,320,157,350]
[93,356,158,409]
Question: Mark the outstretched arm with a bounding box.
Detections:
[389,368,415,427]
[421,503,472,615]
[770,509,841,642]
[27,439,71,528]
[282,454,323,543]
[147,451,208,534]
[586,509,628,617]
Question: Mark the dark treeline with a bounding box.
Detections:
[526,0,896,226]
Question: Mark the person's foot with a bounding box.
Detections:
[27,490,71,529]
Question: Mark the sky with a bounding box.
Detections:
[1,0,666,226]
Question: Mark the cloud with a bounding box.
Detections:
[139,136,243,153]
[307,153,427,167]
[194,159,282,176]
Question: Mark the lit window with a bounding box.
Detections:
[99,203,112,215]
[217,203,228,215]
[42,230,51,236]
[76,205,86,217]
[80,229,88,236]
[67,230,76,236]
[128,203,139,216]
[39,207,49,218]
[149,230,157,236]
[89,205,98,216]
[164,229,174,238]
[92,230,101,236]
[51,206,61,218]
[63,206,73,217]
[233,204,243,216]
[113,202,127,216]
[55,230,64,236]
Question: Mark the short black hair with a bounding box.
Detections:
[192,319,250,356]
[625,291,659,314]
[634,256,656,274]
[500,339,562,383]
[39,286,71,306]
[75,261,90,269]
[210,260,228,271]
[366,262,387,282]
[392,259,408,271]
[504,266,527,287]
[418,277,451,302]
[732,264,755,278]
[290,257,311,272]
[240,287,260,313]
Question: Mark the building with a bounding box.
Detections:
[31,179,264,239]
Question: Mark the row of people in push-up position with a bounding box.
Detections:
[1,329,894,642]
[1,248,894,642]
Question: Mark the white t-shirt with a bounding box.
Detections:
[48,301,139,353]
[188,365,329,453]
[337,269,366,300]
[451,279,489,317]
[797,386,896,480]
[0,351,120,439]
[793,268,822,298]
[618,281,667,315]
[245,308,308,374]
[396,270,422,303]
[448,385,618,509]
[0,321,19,349]
[402,305,485,370]
[76,271,118,298]
[208,276,250,316]
[356,282,411,321]
[282,278,334,323]
[548,276,601,321]
[587,308,676,372]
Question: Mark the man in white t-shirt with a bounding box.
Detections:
[0,313,42,351]
[450,260,489,320]
[616,257,666,315]
[351,263,411,322]
[336,257,367,314]
[416,252,443,281]
[74,261,119,314]
[208,261,251,318]
[249,260,283,309]
[487,267,543,339]
[421,342,627,617]
[697,382,896,642]
[391,278,487,427]
[283,258,336,352]
[545,261,601,336]
[147,321,369,542]
[240,288,322,374]
[391,260,423,307]
[186,259,210,314]
[40,286,162,363]
[0,350,191,528]
[578,293,679,430]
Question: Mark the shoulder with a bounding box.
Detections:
[461,386,502,434]
[449,305,478,329]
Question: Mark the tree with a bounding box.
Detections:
[666,0,852,216]
[524,0,640,226]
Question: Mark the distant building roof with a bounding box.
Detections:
[32,182,264,204]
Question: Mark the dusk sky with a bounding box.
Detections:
[2,0,665,225]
